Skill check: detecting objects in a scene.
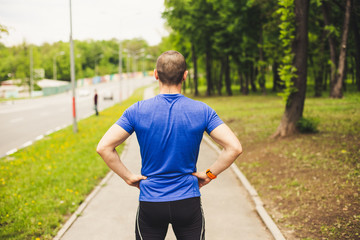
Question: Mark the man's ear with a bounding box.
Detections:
[182,70,188,82]
[154,69,159,80]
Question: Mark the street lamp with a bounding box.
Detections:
[123,49,130,77]
[29,46,33,98]
[69,0,77,133]
[119,41,123,102]
[53,51,65,80]
[133,48,145,75]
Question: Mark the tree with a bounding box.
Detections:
[273,0,309,137]
[163,0,202,96]
[330,0,352,98]
[352,0,360,91]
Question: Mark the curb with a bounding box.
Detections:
[53,142,130,240]
[202,135,286,240]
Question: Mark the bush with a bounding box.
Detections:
[296,117,319,133]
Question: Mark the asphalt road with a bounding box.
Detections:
[0,76,155,157]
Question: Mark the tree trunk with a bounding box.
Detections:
[188,69,193,94]
[244,73,250,95]
[352,2,360,91]
[250,62,257,92]
[322,1,338,94]
[272,61,283,92]
[239,70,245,94]
[314,30,326,97]
[191,43,199,96]
[330,0,351,98]
[258,26,266,94]
[234,57,244,93]
[217,58,224,96]
[273,0,309,137]
[314,62,325,97]
[224,55,232,96]
[205,47,213,96]
[323,65,328,90]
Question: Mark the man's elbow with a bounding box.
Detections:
[96,144,106,156]
[232,143,243,157]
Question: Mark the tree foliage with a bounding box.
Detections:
[0,38,158,83]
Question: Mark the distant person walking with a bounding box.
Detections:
[94,89,98,116]
[97,50,242,239]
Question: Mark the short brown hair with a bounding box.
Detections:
[156,50,186,85]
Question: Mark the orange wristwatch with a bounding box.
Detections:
[206,169,217,180]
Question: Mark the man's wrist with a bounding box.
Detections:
[206,169,217,180]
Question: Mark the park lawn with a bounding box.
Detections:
[192,92,360,240]
[0,88,145,240]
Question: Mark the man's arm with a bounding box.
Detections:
[96,124,146,188]
[193,124,242,188]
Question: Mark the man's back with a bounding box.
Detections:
[116,93,223,202]
[97,50,241,240]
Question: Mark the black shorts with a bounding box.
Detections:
[135,197,205,240]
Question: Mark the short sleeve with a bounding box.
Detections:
[115,104,136,134]
[205,106,224,135]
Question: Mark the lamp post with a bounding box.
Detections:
[53,51,65,80]
[123,49,130,98]
[29,46,33,98]
[133,48,145,76]
[69,0,77,133]
[119,41,123,102]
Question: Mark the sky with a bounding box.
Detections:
[0,0,168,47]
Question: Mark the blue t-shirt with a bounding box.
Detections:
[116,94,223,202]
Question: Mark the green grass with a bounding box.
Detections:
[187,89,360,239]
[0,88,145,240]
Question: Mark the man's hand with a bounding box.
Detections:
[192,172,211,188]
[125,174,147,189]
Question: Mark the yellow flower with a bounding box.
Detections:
[341,149,347,154]
[38,222,42,225]
[36,238,40,240]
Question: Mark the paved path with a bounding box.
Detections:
[58,86,273,240]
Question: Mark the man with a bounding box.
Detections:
[97,50,242,239]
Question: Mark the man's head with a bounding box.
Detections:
[155,50,187,85]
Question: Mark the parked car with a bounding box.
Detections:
[101,90,113,100]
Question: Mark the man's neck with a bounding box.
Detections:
[159,82,182,94]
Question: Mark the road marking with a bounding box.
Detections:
[22,141,33,148]
[10,117,24,123]
[35,135,44,141]
[46,129,54,135]
[6,148,18,156]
